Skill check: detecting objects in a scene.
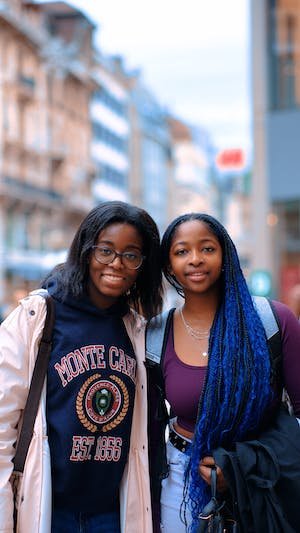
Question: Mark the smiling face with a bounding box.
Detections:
[87,222,143,308]
[168,219,223,297]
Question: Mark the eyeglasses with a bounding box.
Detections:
[91,246,145,270]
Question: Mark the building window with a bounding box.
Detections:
[92,122,126,153]
[285,204,300,241]
[98,164,126,188]
[93,88,126,117]
[279,15,296,108]
[268,2,299,110]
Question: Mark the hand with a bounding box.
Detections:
[199,456,227,493]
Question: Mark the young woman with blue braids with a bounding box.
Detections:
[146,213,300,533]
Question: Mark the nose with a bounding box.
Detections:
[189,250,203,265]
[111,252,124,267]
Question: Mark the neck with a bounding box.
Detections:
[182,292,219,321]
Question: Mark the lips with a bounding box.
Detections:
[186,271,207,281]
[101,273,125,282]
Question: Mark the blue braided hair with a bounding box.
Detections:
[161,213,273,531]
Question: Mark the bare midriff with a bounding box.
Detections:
[174,420,194,440]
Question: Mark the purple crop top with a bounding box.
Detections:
[163,300,300,433]
[163,318,207,432]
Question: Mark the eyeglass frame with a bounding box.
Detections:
[91,245,145,270]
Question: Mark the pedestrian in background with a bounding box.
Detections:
[0,201,163,533]
[147,213,300,533]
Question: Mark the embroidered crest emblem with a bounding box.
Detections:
[95,388,112,415]
[86,379,120,423]
[76,374,129,433]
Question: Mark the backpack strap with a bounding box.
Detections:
[252,295,279,339]
[252,295,282,386]
[13,292,55,474]
[146,309,174,365]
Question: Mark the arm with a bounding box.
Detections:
[272,300,300,419]
[0,294,46,532]
[200,302,300,489]
[0,305,31,531]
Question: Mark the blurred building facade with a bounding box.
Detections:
[213,149,252,277]
[167,116,217,219]
[251,0,300,300]
[0,0,95,314]
[91,53,130,203]
[91,54,173,235]
[0,0,226,317]
[125,76,172,235]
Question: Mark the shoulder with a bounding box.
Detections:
[271,299,295,315]
[2,289,47,322]
[24,288,49,305]
[271,299,300,333]
[0,290,48,342]
[252,295,299,332]
[147,308,174,332]
[20,289,49,318]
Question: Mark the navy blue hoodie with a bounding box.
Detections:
[46,287,136,513]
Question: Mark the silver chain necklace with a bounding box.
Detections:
[180,307,210,357]
[180,307,210,341]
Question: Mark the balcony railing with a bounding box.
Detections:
[1,176,63,205]
[3,248,67,281]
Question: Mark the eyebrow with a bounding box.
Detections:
[172,238,217,246]
[97,239,142,250]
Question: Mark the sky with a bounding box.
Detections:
[41,0,251,151]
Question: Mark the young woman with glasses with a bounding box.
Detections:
[0,201,163,533]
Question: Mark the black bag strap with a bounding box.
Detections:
[211,466,218,499]
[197,467,226,532]
[13,293,55,474]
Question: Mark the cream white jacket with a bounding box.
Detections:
[0,291,152,533]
